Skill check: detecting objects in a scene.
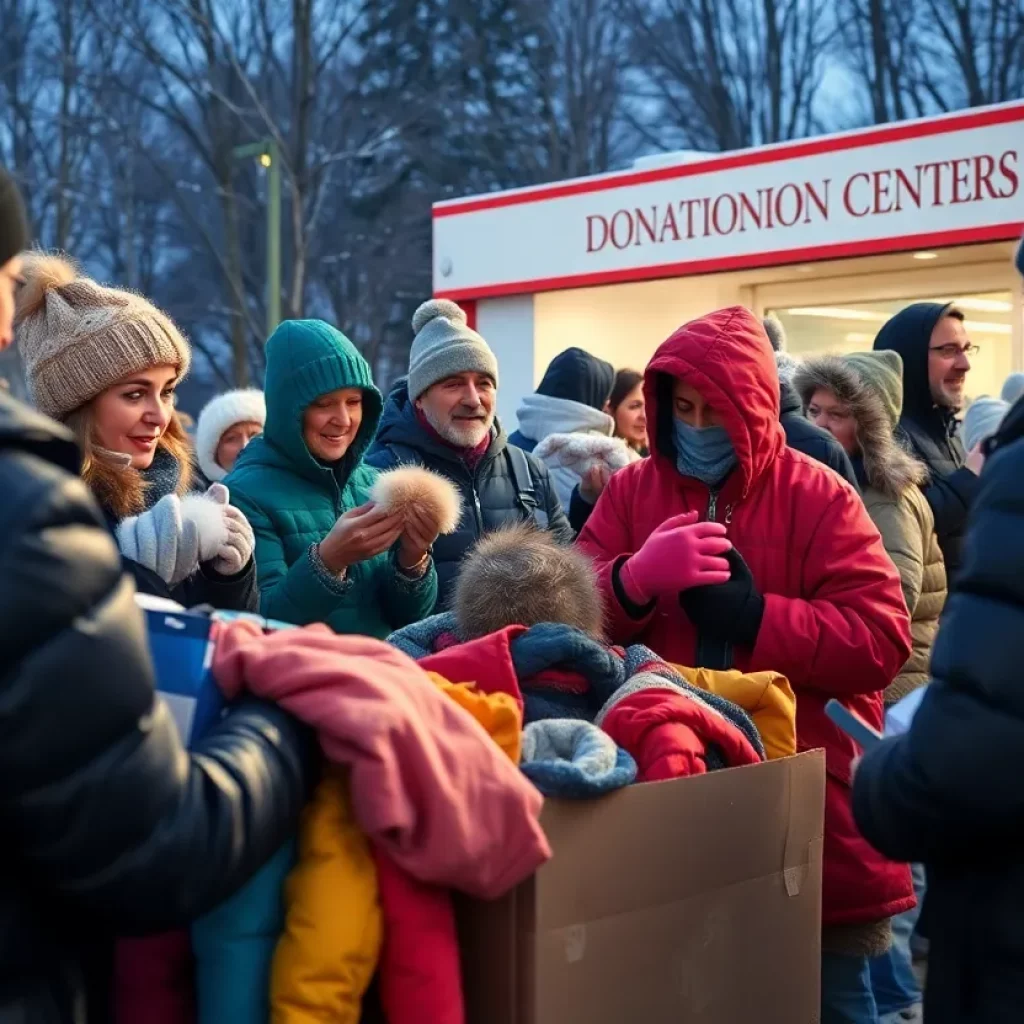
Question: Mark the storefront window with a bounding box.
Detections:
[768,292,1014,401]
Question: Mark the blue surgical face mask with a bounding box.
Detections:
[673,417,737,486]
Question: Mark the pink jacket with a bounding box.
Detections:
[213,621,551,897]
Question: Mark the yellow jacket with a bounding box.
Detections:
[270,770,380,1024]
[671,665,797,761]
[425,672,522,764]
[270,677,522,1023]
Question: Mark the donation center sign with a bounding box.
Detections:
[433,102,1024,300]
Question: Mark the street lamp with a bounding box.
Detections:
[233,138,281,337]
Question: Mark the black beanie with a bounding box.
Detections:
[0,167,28,267]
[1016,233,1023,279]
[535,347,615,411]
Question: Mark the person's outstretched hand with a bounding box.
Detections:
[398,506,440,572]
[318,503,404,573]
[620,510,731,605]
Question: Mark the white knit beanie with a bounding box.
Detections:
[963,395,1009,453]
[407,299,499,400]
[195,388,266,482]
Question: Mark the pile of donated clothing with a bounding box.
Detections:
[113,532,797,1024]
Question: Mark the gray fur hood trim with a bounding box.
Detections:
[793,357,928,499]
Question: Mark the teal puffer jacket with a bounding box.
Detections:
[225,319,436,635]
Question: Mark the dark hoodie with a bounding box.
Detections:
[508,347,615,452]
[365,380,572,607]
[873,302,980,577]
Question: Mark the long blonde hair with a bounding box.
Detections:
[65,403,193,519]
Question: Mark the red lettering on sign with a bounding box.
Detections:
[582,150,1017,257]
[635,207,657,245]
[586,214,608,253]
[610,210,634,249]
[950,157,972,204]
[974,154,997,199]
[659,203,681,242]
[775,183,803,227]
[712,193,738,235]
[843,173,870,217]
[999,150,1019,198]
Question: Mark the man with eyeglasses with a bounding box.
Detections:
[873,302,982,581]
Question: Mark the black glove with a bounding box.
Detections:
[680,547,764,648]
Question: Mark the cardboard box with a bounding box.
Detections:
[457,749,825,1024]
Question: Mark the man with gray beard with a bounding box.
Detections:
[366,298,572,608]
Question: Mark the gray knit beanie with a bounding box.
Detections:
[14,252,191,421]
[407,298,498,400]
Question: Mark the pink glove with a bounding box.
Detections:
[620,511,731,604]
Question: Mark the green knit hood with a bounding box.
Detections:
[254,319,382,486]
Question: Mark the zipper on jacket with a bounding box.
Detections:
[696,486,735,671]
[467,465,484,533]
[471,485,483,532]
[706,487,735,525]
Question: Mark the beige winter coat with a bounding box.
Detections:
[864,483,945,703]
[795,358,947,706]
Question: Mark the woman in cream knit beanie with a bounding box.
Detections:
[14,252,257,610]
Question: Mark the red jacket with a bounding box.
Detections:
[577,306,914,926]
[598,678,763,781]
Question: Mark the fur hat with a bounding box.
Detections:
[763,316,786,352]
[794,353,927,499]
[15,252,191,421]
[407,298,498,400]
[963,395,1009,453]
[369,464,463,534]
[453,522,603,640]
[195,388,267,482]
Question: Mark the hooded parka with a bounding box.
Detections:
[794,356,946,706]
[226,320,436,635]
[577,306,914,931]
[873,302,981,578]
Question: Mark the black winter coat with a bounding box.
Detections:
[853,396,1024,1024]
[0,393,313,1024]
[779,378,860,491]
[874,301,981,578]
[365,382,573,609]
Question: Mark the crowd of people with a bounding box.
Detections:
[3,158,1024,1024]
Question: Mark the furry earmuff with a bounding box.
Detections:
[454,522,604,640]
[370,465,463,534]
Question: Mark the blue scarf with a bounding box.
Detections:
[673,418,737,486]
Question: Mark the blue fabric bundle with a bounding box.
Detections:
[521,719,636,798]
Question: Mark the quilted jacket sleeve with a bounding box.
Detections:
[576,468,657,643]
[0,444,313,932]
[866,493,925,617]
[379,553,439,629]
[752,483,912,696]
[854,432,1024,863]
[229,486,345,627]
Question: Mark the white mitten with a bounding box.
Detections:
[197,483,255,576]
[116,493,201,587]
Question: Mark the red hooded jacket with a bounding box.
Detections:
[577,306,914,926]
